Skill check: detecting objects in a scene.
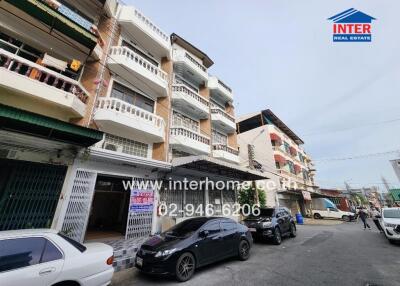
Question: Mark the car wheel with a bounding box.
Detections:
[290,223,297,238]
[273,228,282,245]
[175,252,195,282]
[388,239,396,245]
[314,213,322,219]
[342,215,350,222]
[238,239,251,261]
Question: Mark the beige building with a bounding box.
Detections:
[237,109,318,215]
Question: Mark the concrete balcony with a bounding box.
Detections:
[172,50,208,85]
[171,84,209,119]
[107,46,168,97]
[94,97,165,143]
[212,144,239,164]
[210,107,236,133]
[208,76,233,103]
[170,127,210,155]
[0,48,87,118]
[118,5,171,59]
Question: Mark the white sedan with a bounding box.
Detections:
[380,207,400,244]
[0,229,114,286]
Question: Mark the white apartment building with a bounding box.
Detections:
[237,109,317,215]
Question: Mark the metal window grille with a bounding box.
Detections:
[103,134,148,158]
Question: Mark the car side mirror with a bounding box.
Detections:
[199,230,209,238]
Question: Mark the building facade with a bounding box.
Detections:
[237,109,318,216]
[0,0,267,248]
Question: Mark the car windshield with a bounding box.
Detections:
[165,218,208,238]
[383,209,400,219]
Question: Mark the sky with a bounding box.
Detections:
[126,0,400,190]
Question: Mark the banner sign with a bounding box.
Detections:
[302,191,312,201]
[129,189,154,213]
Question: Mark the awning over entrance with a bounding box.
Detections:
[5,0,98,49]
[0,104,103,147]
[171,155,269,181]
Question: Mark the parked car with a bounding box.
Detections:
[312,198,355,221]
[135,217,252,282]
[380,207,400,244]
[313,207,355,221]
[242,207,296,244]
[0,229,114,286]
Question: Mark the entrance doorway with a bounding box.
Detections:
[85,175,130,241]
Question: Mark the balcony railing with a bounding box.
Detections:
[170,127,210,145]
[213,144,239,155]
[217,79,232,93]
[184,52,206,72]
[109,46,168,82]
[0,48,88,103]
[210,106,235,123]
[96,97,165,129]
[132,8,169,43]
[173,50,207,73]
[172,84,209,107]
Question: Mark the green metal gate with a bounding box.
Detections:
[0,159,67,230]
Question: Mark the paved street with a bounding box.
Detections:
[112,221,400,286]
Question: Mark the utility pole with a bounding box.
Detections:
[248,144,259,205]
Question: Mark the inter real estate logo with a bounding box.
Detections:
[328,8,376,42]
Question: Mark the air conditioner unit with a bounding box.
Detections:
[104,143,123,153]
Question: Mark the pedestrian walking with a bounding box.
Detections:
[358,208,371,230]
[371,207,383,232]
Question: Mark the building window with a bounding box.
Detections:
[121,40,158,67]
[299,153,304,163]
[172,111,199,132]
[275,162,281,170]
[288,161,295,174]
[212,129,227,145]
[173,74,199,92]
[103,134,149,158]
[110,81,154,113]
[302,169,309,180]
[284,142,290,154]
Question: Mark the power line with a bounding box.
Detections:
[314,149,400,162]
[302,117,400,137]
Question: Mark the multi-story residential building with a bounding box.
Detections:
[237,109,318,215]
[0,0,266,257]
[0,0,112,232]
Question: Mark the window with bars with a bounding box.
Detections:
[173,74,199,92]
[172,111,199,132]
[121,40,159,67]
[103,134,149,158]
[110,81,154,113]
[212,129,228,145]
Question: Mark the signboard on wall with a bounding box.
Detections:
[129,189,154,213]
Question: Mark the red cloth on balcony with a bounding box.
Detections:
[270,133,282,145]
[294,164,301,174]
[274,154,286,164]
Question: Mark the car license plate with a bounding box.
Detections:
[136,257,143,267]
[249,228,256,232]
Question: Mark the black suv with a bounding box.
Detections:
[243,207,296,244]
